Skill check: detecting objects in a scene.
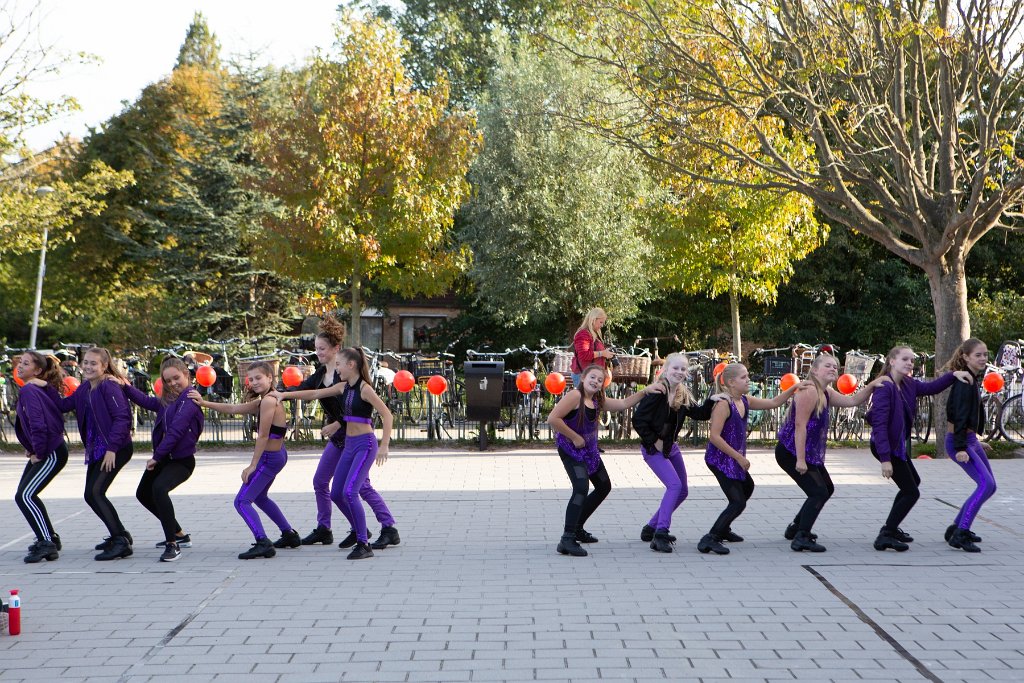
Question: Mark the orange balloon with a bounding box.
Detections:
[393,370,415,393]
[836,373,858,395]
[713,362,727,378]
[516,370,536,393]
[282,365,304,388]
[426,374,448,396]
[13,364,25,387]
[779,373,799,391]
[63,376,80,395]
[983,372,1005,393]
[153,377,164,396]
[603,372,612,388]
[196,365,217,388]
[544,372,566,394]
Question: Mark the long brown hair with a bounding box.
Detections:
[340,347,372,385]
[85,347,129,382]
[23,351,64,394]
[158,357,190,404]
[943,338,986,373]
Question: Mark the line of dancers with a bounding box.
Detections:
[11,330,999,564]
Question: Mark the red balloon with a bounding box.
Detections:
[544,372,566,394]
[983,372,1005,393]
[196,365,217,388]
[63,376,80,395]
[713,361,727,378]
[779,373,799,391]
[426,374,448,396]
[516,370,536,393]
[153,377,164,396]
[282,365,304,388]
[13,364,25,387]
[603,371,612,388]
[393,370,415,393]
[836,373,858,395]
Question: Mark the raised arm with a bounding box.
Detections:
[912,371,967,397]
[189,389,261,415]
[827,375,890,408]
[604,383,662,412]
[122,383,161,413]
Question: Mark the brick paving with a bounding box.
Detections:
[1,444,1021,682]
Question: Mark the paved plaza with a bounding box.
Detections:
[0,444,1021,683]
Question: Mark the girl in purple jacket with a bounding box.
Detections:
[54,347,135,561]
[15,351,68,564]
[866,346,972,552]
[122,357,204,562]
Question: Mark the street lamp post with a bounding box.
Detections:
[29,185,55,350]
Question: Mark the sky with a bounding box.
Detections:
[18,0,347,152]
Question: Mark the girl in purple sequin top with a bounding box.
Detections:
[547,364,663,557]
[698,363,805,555]
[775,353,886,552]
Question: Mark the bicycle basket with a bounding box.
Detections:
[996,342,1021,370]
[843,354,876,382]
[412,357,445,380]
[762,356,793,379]
[612,355,651,383]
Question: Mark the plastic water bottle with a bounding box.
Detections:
[8,590,20,636]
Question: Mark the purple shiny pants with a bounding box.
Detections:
[234,446,292,540]
[314,440,394,529]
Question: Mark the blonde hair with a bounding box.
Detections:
[158,357,190,404]
[714,362,746,397]
[943,338,986,373]
[575,307,607,343]
[661,352,697,409]
[805,353,835,414]
[85,347,129,383]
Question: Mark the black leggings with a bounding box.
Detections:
[16,444,69,542]
[559,449,611,534]
[870,443,921,531]
[775,444,834,533]
[136,457,195,542]
[708,464,755,537]
[84,445,133,537]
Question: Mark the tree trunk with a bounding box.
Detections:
[926,254,971,458]
[729,286,742,360]
[350,270,363,348]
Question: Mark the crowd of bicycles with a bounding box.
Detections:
[3,336,1024,448]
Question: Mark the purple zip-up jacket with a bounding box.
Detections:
[122,384,204,461]
[867,373,958,462]
[15,384,65,456]
[57,378,132,461]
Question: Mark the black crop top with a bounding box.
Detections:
[342,378,374,422]
[256,401,288,438]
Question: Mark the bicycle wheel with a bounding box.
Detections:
[981,395,1002,442]
[514,401,529,441]
[998,394,1024,446]
[913,395,932,443]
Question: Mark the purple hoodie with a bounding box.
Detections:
[867,373,957,462]
[15,384,65,456]
[122,384,204,461]
[57,379,132,462]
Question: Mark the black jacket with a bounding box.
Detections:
[946,372,985,451]
[632,391,715,455]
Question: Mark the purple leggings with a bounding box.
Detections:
[331,433,381,543]
[315,440,394,529]
[234,446,292,540]
[642,444,688,530]
[945,433,997,530]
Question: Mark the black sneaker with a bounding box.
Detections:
[640,525,675,543]
[790,530,826,552]
[155,534,192,549]
[650,529,675,553]
[892,528,914,543]
[575,529,599,544]
[370,526,401,550]
[949,528,981,553]
[97,531,134,551]
[239,537,276,560]
[24,540,59,564]
[28,533,62,553]
[273,529,302,549]
[697,533,729,555]
[720,529,744,543]
[301,525,334,545]
[160,542,181,562]
[556,534,588,557]
[338,530,359,549]
[873,527,909,552]
[95,535,133,561]
[945,524,981,543]
[785,523,816,542]
[346,542,374,560]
